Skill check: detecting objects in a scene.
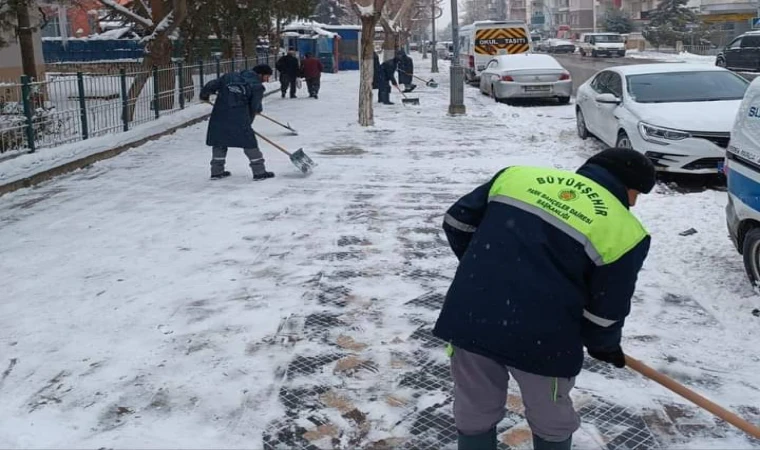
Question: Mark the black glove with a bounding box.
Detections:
[588,346,626,368]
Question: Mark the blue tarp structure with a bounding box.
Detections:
[281,22,341,72]
[322,26,360,71]
[42,39,144,62]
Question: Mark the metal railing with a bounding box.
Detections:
[642,45,721,56]
[0,55,278,155]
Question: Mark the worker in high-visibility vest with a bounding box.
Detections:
[433,148,656,450]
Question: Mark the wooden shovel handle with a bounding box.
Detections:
[254,131,291,156]
[258,113,289,129]
[625,355,760,439]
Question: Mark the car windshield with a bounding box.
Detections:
[593,34,622,42]
[627,71,748,103]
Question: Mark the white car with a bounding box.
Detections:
[479,54,572,104]
[575,64,749,174]
[545,38,576,54]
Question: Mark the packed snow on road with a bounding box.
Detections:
[1,58,759,449]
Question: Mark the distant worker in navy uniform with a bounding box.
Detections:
[433,148,656,450]
[199,64,275,181]
[377,54,399,105]
[396,49,416,93]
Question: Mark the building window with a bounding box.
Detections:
[41,15,73,38]
[41,16,61,38]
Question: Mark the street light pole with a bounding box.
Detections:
[431,0,439,73]
[448,0,466,115]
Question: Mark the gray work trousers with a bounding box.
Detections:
[211,146,266,176]
[451,346,581,442]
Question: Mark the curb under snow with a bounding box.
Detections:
[0,89,279,198]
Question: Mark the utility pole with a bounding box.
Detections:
[592,0,597,32]
[449,0,465,115]
[431,0,439,73]
[16,1,39,80]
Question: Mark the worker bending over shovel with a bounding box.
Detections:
[434,148,656,450]
[200,64,275,181]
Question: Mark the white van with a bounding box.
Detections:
[578,32,626,57]
[726,76,760,285]
[459,20,532,83]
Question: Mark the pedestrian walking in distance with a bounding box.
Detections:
[276,48,300,99]
[434,148,656,450]
[378,55,399,105]
[300,52,324,99]
[372,51,382,101]
[397,49,416,93]
[199,64,275,181]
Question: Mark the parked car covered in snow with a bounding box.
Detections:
[479,54,572,104]
[544,38,576,53]
[576,64,749,174]
[725,76,760,285]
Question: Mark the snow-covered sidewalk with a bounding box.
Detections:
[1,56,759,449]
[625,49,716,65]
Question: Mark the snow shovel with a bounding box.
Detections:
[399,70,438,88]
[395,84,419,106]
[625,355,760,439]
[258,113,298,135]
[254,131,315,174]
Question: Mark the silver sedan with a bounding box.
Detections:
[479,54,573,104]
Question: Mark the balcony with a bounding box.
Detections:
[700,0,755,13]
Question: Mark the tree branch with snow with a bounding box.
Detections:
[100,0,154,28]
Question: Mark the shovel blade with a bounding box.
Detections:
[402,98,420,105]
[290,148,316,174]
[427,81,439,88]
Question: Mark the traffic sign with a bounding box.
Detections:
[752,17,760,28]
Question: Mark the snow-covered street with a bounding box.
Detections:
[1,57,760,449]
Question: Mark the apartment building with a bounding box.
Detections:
[698,0,753,42]
[0,8,46,81]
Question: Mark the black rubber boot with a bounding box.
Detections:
[457,428,497,450]
[253,171,275,181]
[210,171,231,179]
[533,434,572,450]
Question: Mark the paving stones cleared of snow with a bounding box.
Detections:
[1,57,760,449]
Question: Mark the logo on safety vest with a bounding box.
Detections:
[558,190,578,201]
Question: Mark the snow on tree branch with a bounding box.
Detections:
[356,4,374,16]
[101,0,154,28]
[139,10,174,44]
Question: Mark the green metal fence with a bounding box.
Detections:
[0,55,278,155]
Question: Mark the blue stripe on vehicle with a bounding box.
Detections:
[728,164,760,212]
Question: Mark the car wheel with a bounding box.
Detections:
[576,108,589,139]
[580,49,586,57]
[591,50,598,57]
[558,96,571,105]
[616,131,633,149]
[716,57,726,68]
[743,227,760,286]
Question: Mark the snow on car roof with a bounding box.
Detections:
[609,63,729,76]
[495,54,562,69]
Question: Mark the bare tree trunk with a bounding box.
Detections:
[359,15,376,127]
[151,36,176,111]
[16,3,39,80]
[125,70,150,122]
[382,28,396,61]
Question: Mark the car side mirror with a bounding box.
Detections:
[595,93,621,104]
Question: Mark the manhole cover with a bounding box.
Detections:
[319,146,367,155]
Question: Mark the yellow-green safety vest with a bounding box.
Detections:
[488,166,648,266]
